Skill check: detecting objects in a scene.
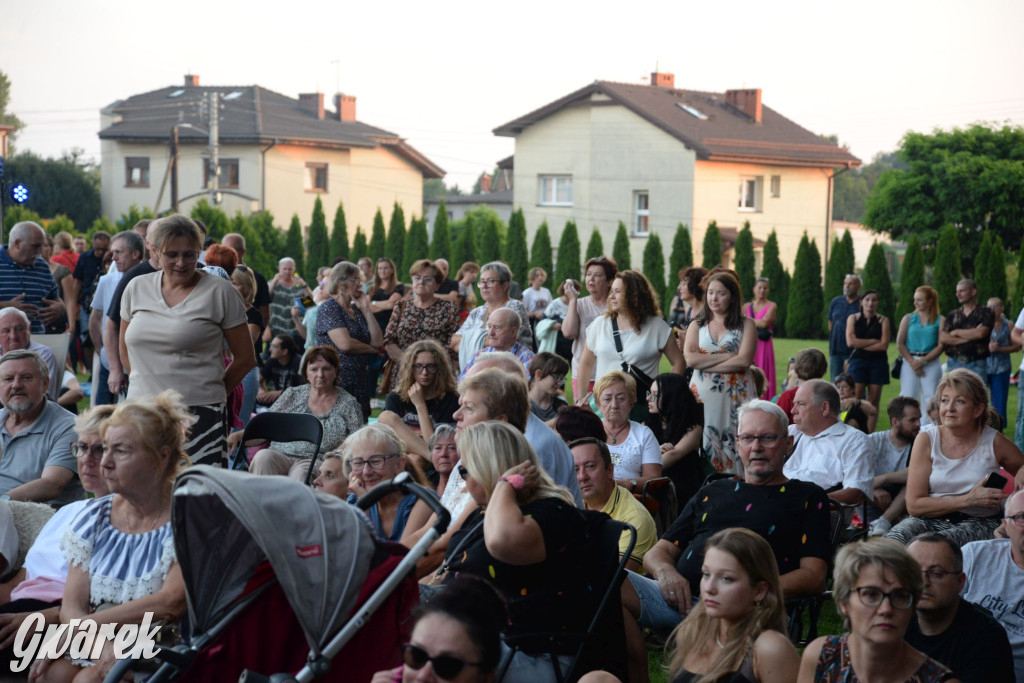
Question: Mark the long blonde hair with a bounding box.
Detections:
[666,528,787,683]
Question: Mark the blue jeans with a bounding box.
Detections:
[988,370,1010,426]
[238,366,260,428]
[93,364,114,406]
[626,571,687,630]
[946,357,987,378]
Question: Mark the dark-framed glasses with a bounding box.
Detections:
[736,433,784,447]
[1005,512,1024,528]
[921,568,959,582]
[852,586,914,610]
[347,454,398,471]
[402,643,481,679]
[413,363,439,374]
[71,442,104,461]
[161,250,200,263]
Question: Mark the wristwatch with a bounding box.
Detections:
[629,479,638,492]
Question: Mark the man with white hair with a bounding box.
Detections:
[458,308,534,381]
[0,222,65,335]
[0,308,61,401]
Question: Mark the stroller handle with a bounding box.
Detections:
[357,472,451,534]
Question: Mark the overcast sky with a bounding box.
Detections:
[4,0,1022,193]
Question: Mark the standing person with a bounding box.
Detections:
[50,232,78,272]
[1011,296,1024,451]
[357,256,374,293]
[455,261,480,321]
[105,222,159,398]
[265,257,311,342]
[39,235,72,335]
[0,222,65,335]
[68,231,111,371]
[746,276,777,399]
[664,528,800,683]
[431,258,461,304]
[522,267,552,341]
[316,261,383,419]
[367,257,405,333]
[939,279,993,378]
[670,267,708,363]
[896,286,945,425]
[845,288,891,425]
[685,271,756,474]
[562,256,617,399]
[985,297,1018,426]
[120,215,256,467]
[827,273,862,380]
[221,233,272,361]
[230,264,265,425]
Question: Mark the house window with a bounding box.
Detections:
[738,176,763,211]
[204,159,240,189]
[633,191,650,236]
[305,163,328,192]
[125,157,149,188]
[770,175,781,198]
[539,175,572,206]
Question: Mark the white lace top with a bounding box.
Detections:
[61,495,176,607]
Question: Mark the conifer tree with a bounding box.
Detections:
[734,221,755,300]
[642,234,667,306]
[284,214,305,278]
[897,233,925,320]
[479,215,503,266]
[980,233,1008,306]
[702,220,722,269]
[612,222,632,270]
[530,222,554,285]
[668,222,694,302]
[760,230,790,338]
[933,224,961,314]
[974,231,995,304]
[1015,247,1024,311]
[863,242,895,323]
[430,201,452,261]
[386,202,406,272]
[991,234,1009,307]
[305,196,329,282]
[352,226,368,261]
[368,209,386,261]
[403,216,430,274]
[329,201,349,263]
[786,233,823,338]
[822,231,856,334]
[503,208,529,285]
[247,211,283,276]
[555,221,582,288]
[453,217,478,269]
[585,228,604,262]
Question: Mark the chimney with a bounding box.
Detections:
[480,174,492,194]
[650,72,674,88]
[299,92,325,120]
[725,88,762,123]
[334,94,357,122]
[184,74,199,87]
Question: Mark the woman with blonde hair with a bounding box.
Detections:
[896,285,944,424]
[231,264,265,428]
[666,528,799,683]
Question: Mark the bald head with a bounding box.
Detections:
[486,308,519,351]
[222,233,246,258]
[468,351,527,379]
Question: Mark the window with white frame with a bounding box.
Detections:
[539,175,572,206]
[738,176,763,211]
[125,157,150,188]
[305,163,328,192]
[204,159,240,189]
[770,175,781,198]
[633,191,650,236]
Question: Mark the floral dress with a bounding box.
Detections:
[689,324,754,475]
[813,634,954,682]
[381,298,459,392]
[316,298,372,418]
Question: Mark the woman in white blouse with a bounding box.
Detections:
[593,370,662,494]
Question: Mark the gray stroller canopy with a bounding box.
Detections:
[171,466,378,655]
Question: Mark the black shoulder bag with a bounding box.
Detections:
[612,318,654,393]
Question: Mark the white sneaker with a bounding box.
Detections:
[868,518,892,536]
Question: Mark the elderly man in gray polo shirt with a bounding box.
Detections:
[0,349,80,505]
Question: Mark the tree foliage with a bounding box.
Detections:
[530,222,554,286]
[933,225,962,314]
[822,231,855,334]
[585,228,604,261]
[612,222,631,270]
[478,214,503,266]
[368,209,387,261]
[453,215,478,269]
[423,178,463,202]
[503,209,529,286]
[668,223,693,281]
[863,243,895,323]
[1016,248,1024,312]
[329,202,349,264]
[248,211,283,276]
[760,230,790,338]
[702,220,722,269]
[190,199,229,241]
[46,214,74,236]
[115,205,155,232]
[2,206,40,234]
[831,151,905,223]
[284,214,306,276]
[0,70,26,152]
[555,221,581,289]
[305,196,329,282]
[897,234,925,320]
[430,201,451,262]
[403,216,430,274]
[642,234,667,306]
[975,231,1008,307]
[786,233,823,338]
[734,221,755,301]
[863,124,1024,275]
[352,226,368,262]
[5,152,101,230]
[386,203,406,273]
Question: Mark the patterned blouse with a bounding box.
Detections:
[382,298,459,391]
[316,297,373,416]
[813,634,954,682]
[268,281,308,338]
[267,383,365,459]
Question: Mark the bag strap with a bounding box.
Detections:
[611,317,625,355]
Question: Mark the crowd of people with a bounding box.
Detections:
[0,214,1023,682]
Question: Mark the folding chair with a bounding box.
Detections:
[786,498,846,646]
[638,477,678,537]
[227,411,323,484]
[34,333,70,373]
[496,512,636,683]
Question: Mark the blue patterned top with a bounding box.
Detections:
[61,495,176,607]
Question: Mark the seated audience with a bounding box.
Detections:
[29,392,191,681]
[245,346,364,481]
[776,348,828,423]
[905,533,1014,683]
[595,371,662,494]
[56,370,84,415]
[569,437,657,571]
[662,528,800,683]
[647,372,705,506]
[885,369,1024,545]
[427,424,459,499]
[623,401,830,677]
[342,424,434,545]
[527,352,569,424]
[798,538,957,683]
[0,308,61,401]
[784,379,874,505]
[960,490,1024,681]
[867,397,922,536]
[377,339,459,462]
[0,350,80,505]
[258,334,303,406]
[312,451,348,499]
[835,372,877,433]
[458,308,534,381]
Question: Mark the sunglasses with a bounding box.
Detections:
[457,465,470,478]
[403,643,482,679]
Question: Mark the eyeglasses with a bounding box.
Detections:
[413,363,439,374]
[737,433,785,447]
[852,586,914,610]
[161,250,200,263]
[549,375,566,386]
[921,568,959,582]
[478,278,502,287]
[71,442,104,461]
[411,275,436,284]
[1006,512,1024,527]
[457,465,470,478]
[347,454,398,471]
[403,643,481,679]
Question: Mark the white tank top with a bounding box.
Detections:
[926,424,1000,517]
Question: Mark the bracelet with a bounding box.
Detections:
[498,474,525,490]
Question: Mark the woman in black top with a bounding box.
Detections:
[845,289,890,430]
[647,373,705,507]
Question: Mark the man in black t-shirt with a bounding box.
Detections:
[905,534,1015,683]
[258,334,303,405]
[223,233,271,357]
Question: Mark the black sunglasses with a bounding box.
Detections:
[457,465,470,478]
[403,643,481,678]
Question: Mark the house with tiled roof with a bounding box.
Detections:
[493,72,859,272]
[99,75,443,235]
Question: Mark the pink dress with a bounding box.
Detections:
[747,302,776,400]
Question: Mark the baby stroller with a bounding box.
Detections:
[105,467,449,683]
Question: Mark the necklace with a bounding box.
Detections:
[605,422,629,444]
[123,499,167,535]
[715,634,726,649]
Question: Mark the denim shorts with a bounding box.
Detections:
[847,357,890,385]
[626,571,686,630]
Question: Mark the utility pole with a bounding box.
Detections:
[208,91,219,205]
[170,125,179,212]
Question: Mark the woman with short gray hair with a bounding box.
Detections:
[450,260,531,366]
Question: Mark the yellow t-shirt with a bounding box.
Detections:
[600,485,658,566]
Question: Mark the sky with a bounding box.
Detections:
[3,0,1023,192]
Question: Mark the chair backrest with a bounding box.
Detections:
[639,477,679,537]
[33,333,70,374]
[232,412,324,483]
